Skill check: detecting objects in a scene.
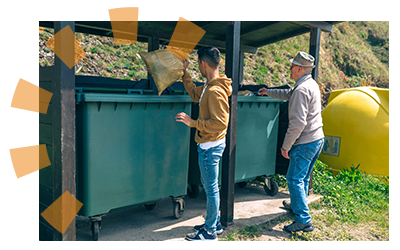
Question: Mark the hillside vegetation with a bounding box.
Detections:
[39,21,389,105]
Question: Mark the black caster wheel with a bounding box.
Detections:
[144,203,156,210]
[91,220,100,241]
[90,216,103,241]
[237,181,247,188]
[264,178,279,196]
[187,184,199,198]
[173,199,185,219]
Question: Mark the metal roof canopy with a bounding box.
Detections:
[39,21,338,53]
[39,21,340,240]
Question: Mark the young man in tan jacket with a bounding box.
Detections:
[175,47,232,241]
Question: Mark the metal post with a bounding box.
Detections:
[53,21,76,241]
[309,27,321,82]
[239,50,244,85]
[148,36,159,94]
[221,21,240,227]
[308,27,322,195]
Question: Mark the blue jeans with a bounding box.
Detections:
[197,142,225,233]
[287,138,324,224]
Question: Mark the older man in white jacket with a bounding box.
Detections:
[259,51,324,233]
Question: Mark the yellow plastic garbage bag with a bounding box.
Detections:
[138,49,184,95]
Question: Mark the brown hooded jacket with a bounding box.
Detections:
[182,70,233,144]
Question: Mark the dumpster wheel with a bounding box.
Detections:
[172,198,185,219]
[90,217,103,241]
[236,181,247,188]
[144,203,156,210]
[187,184,199,198]
[264,177,278,196]
[91,221,99,241]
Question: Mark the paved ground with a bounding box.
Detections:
[76,182,321,241]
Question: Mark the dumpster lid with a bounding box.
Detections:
[76,92,193,103]
[237,96,285,103]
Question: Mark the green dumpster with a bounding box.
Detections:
[75,88,192,240]
[187,96,284,198]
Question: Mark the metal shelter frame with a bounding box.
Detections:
[39,20,339,240]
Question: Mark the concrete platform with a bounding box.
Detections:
[76,181,322,241]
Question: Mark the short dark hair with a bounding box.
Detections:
[197,47,220,69]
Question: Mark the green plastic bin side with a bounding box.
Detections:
[188,96,283,186]
[76,93,192,217]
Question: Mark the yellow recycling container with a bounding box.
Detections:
[319,87,389,177]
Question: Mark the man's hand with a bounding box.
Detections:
[183,59,190,71]
[175,112,192,127]
[258,87,268,96]
[281,147,290,159]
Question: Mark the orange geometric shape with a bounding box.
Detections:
[166,17,206,60]
[40,191,83,234]
[39,85,53,114]
[45,25,86,69]
[11,78,53,114]
[178,16,190,22]
[109,7,139,45]
[39,145,51,170]
[10,144,51,178]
